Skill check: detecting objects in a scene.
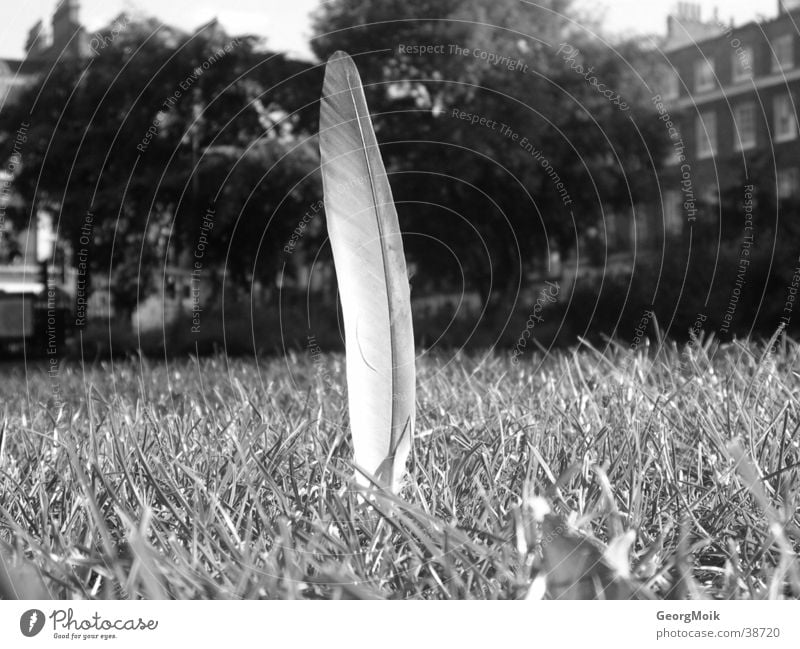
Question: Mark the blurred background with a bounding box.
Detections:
[1,0,799,358]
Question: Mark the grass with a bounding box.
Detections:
[1,335,799,599]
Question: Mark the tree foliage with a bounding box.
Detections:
[0,16,322,314]
[311,0,666,300]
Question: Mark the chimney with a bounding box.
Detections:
[676,2,703,22]
[24,20,49,59]
[51,0,89,59]
[666,2,725,51]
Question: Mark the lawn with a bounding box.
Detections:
[1,337,799,599]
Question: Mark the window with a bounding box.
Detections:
[635,209,649,246]
[702,185,720,207]
[606,212,620,249]
[695,59,715,92]
[696,110,717,158]
[773,34,794,72]
[774,93,797,142]
[778,168,800,199]
[732,46,754,83]
[663,190,682,235]
[665,137,683,166]
[662,66,680,100]
[734,102,757,150]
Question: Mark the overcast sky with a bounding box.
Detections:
[0,0,775,60]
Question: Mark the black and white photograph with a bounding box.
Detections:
[0,0,799,644]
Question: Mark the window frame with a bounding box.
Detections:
[778,167,800,199]
[702,185,720,208]
[774,93,798,143]
[696,110,718,159]
[694,58,716,92]
[734,101,757,151]
[663,190,683,235]
[773,34,794,72]
[662,66,681,100]
[732,45,754,83]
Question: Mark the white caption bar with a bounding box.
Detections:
[1,601,798,648]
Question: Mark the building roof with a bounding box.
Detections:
[0,58,47,76]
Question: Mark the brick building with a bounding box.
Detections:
[654,1,800,239]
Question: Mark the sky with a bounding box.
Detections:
[0,0,774,61]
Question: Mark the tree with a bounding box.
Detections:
[0,15,322,318]
[311,0,666,302]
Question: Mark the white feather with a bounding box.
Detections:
[319,52,416,493]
